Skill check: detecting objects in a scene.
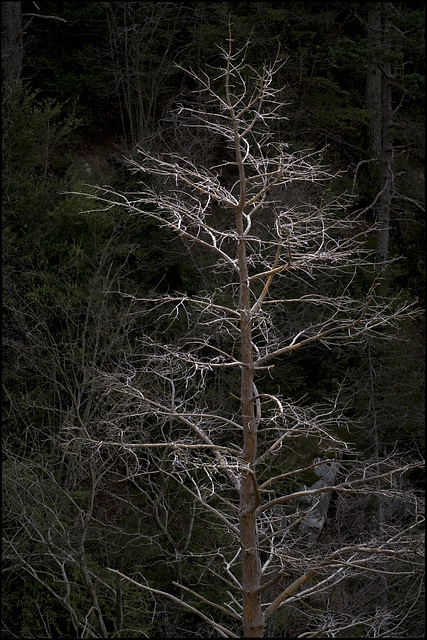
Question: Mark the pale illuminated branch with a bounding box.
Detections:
[245,158,285,207]
[207,566,242,592]
[263,570,320,618]
[244,164,286,185]
[263,541,422,619]
[240,94,286,138]
[123,292,241,318]
[327,562,418,576]
[106,569,239,638]
[111,386,241,490]
[146,193,237,244]
[256,463,422,517]
[76,438,241,455]
[254,288,417,367]
[217,48,287,135]
[236,81,265,120]
[150,341,244,370]
[250,263,289,284]
[71,188,239,272]
[251,244,283,315]
[238,88,266,138]
[22,12,67,22]
[174,64,230,112]
[130,152,238,206]
[260,293,364,309]
[172,581,241,621]
[259,458,339,491]
[278,568,348,606]
[256,425,346,465]
[161,470,239,535]
[115,386,241,432]
[173,114,236,144]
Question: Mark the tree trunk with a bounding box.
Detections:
[366,4,382,160]
[235,173,264,637]
[366,3,393,270]
[1,1,23,82]
[376,11,393,270]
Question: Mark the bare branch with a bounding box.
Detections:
[106,569,239,638]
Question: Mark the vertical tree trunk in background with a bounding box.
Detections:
[366,339,390,634]
[366,4,382,160]
[106,2,185,149]
[366,3,393,270]
[1,1,23,82]
[377,11,393,270]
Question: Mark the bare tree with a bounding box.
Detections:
[2,196,158,638]
[73,34,423,638]
[104,2,186,149]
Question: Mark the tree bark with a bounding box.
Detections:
[1,1,23,82]
[376,10,393,270]
[231,86,265,636]
[366,3,393,270]
[366,4,382,159]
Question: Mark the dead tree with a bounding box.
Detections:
[75,34,423,638]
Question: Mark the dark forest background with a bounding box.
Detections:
[2,2,425,638]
